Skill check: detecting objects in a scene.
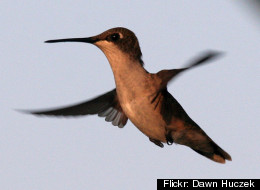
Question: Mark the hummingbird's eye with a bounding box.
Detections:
[109,33,120,42]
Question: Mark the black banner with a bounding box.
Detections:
[157,179,259,189]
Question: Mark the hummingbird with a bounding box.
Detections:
[24,27,231,163]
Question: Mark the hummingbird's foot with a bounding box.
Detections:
[149,138,164,148]
[166,131,174,145]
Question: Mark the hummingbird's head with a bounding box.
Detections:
[45,27,143,65]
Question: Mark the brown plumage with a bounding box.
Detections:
[21,27,231,163]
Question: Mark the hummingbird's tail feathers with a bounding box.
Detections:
[159,89,231,163]
[191,141,232,164]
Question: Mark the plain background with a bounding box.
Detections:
[1,1,259,189]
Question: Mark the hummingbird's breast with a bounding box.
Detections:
[104,50,167,141]
[121,97,167,142]
[113,65,167,142]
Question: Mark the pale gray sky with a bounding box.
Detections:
[1,1,259,189]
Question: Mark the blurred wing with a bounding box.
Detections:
[156,51,223,88]
[184,50,223,69]
[23,89,128,128]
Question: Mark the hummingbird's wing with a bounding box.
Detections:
[22,89,128,128]
[158,88,231,163]
[156,51,223,89]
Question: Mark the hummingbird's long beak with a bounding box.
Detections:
[45,37,98,44]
